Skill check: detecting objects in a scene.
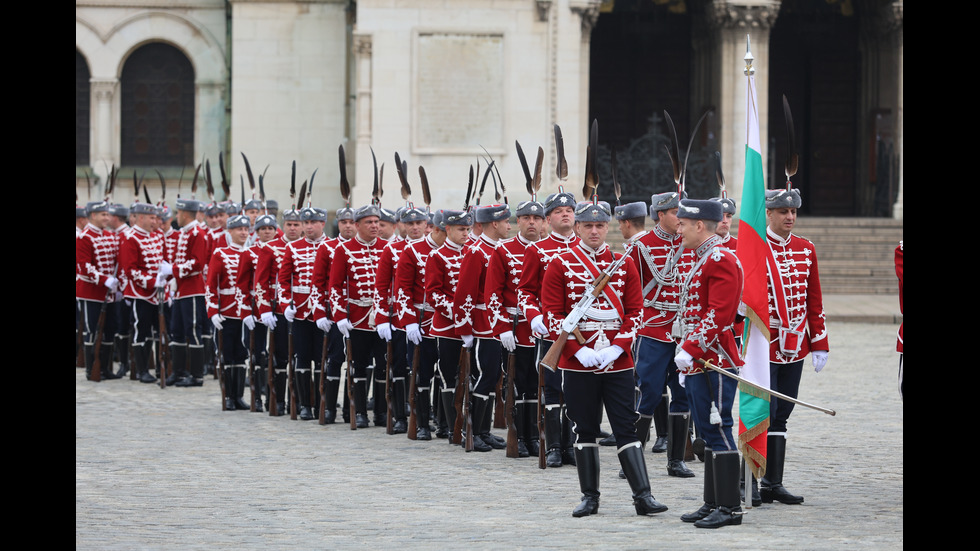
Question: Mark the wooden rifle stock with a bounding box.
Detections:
[217,327,227,410]
[267,315,278,416]
[90,295,110,382]
[537,343,546,469]
[287,318,297,420]
[385,337,394,434]
[346,335,357,430]
[504,318,520,458]
[406,339,421,440]
[462,346,474,451]
[158,289,170,388]
[493,372,506,430]
[248,318,257,412]
[319,329,329,425]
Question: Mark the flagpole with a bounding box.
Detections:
[742,33,755,509]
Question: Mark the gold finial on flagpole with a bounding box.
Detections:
[744,34,754,76]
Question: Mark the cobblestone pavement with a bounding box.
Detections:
[76,321,902,550]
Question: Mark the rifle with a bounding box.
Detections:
[346,334,356,430]
[537,341,546,469]
[90,293,111,382]
[287,303,297,420]
[505,311,520,458]
[452,344,474,451]
[538,243,635,373]
[129,313,138,381]
[319,325,329,425]
[406,334,421,440]
[248,312,257,412]
[157,288,171,388]
[217,327,227,410]
[267,310,278,416]
[385,303,395,434]
[76,311,85,369]
[494,372,506,430]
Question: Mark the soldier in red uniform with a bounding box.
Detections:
[118,202,166,383]
[541,200,668,518]
[255,207,302,415]
[279,206,328,420]
[517,190,580,467]
[374,206,429,434]
[328,205,388,428]
[425,209,473,443]
[762,188,829,505]
[206,214,257,410]
[485,199,545,457]
[895,240,903,399]
[77,200,120,381]
[454,203,512,452]
[159,198,209,387]
[630,191,697,478]
[108,203,133,378]
[245,213,280,411]
[672,199,746,529]
[394,210,448,440]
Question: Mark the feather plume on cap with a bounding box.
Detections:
[338,145,350,206]
[554,124,568,189]
[419,165,431,212]
[783,94,799,190]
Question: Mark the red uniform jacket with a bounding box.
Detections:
[76,223,118,301]
[453,234,499,338]
[206,243,256,320]
[516,231,580,338]
[629,225,696,343]
[393,235,439,332]
[424,239,466,339]
[119,226,164,303]
[277,235,325,321]
[171,222,209,299]
[374,238,409,328]
[766,228,829,363]
[540,242,642,373]
[485,233,535,346]
[329,236,388,329]
[678,236,745,374]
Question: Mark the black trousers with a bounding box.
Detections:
[561,369,638,447]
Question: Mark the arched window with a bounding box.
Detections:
[120,43,195,167]
[76,49,90,166]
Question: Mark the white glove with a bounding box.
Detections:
[461,334,474,349]
[158,261,173,277]
[678,372,686,388]
[812,351,829,373]
[316,317,333,333]
[284,305,297,322]
[104,276,118,291]
[596,345,624,370]
[406,323,422,345]
[499,331,516,353]
[155,273,169,288]
[336,318,353,339]
[377,322,392,342]
[574,347,600,368]
[530,315,548,336]
[210,313,225,331]
[674,348,694,369]
[243,315,256,331]
[260,312,277,330]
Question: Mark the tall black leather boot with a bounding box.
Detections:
[571,444,600,517]
[651,395,669,453]
[373,376,387,427]
[478,395,505,449]
[416,388,432,440]
[114,334,130,378]
[544,406,563,467]
[695,450,743,528]
[99,341,119,379]
[682,448,716,522]
[620,415,653,479]
[392,379,408,434]
[618,442,669,515]
[297,370,314,420]
[467,396,493,452]
[667,412,695,477]
[523,401,540,457]
[167,343,186,385]
[354,380,370,428]
[514,400,530,458]
[323,378,340,424]
[440,390,457,444]
[233,366,249,410]
[252,366,265,412]
[760,434,804,504]
[135,343,157,383]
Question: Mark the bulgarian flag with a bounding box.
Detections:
[735,44,771,479]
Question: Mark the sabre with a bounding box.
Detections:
[695,359,836,416]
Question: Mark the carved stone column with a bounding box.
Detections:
[90,79,117,183]
[707,1,780,209]
[352,33,373,206]
[886,1,903,220]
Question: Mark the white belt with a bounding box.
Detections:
[474,304,487,310]
[578,320,622,331]
[293,285,310,294]
[414,303,435,312]
[218,289,236,295]
[349,298,373,307]
[644,300,680,311]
